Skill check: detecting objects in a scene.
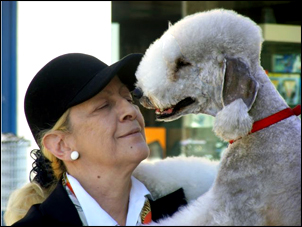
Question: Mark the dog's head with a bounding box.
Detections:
[134,9,263,140]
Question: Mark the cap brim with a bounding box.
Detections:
[68,53,143,108]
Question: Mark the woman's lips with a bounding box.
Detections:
[119,127,141,138]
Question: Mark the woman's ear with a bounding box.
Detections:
[43,132,72,161]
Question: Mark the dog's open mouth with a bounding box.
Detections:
[155,97,195,119]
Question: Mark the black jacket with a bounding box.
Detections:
[12,179,187,226]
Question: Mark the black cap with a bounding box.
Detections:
[24,53,143,145]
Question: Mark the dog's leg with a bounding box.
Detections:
[134,156,219,201]
[145,188,233,226]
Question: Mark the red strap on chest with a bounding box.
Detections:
[66,180,76,197]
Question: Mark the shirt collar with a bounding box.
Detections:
[66,173,150,226]
[126,176,151,225]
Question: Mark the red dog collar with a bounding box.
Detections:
[229,105,301,144]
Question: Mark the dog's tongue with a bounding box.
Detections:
[155,108,174,115]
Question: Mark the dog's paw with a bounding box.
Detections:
[213,99,253,141]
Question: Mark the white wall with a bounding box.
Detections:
[16,1,113,179]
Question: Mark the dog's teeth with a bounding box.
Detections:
[162,108,173,114]
[155,108,174,115]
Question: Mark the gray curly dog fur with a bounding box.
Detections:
[133,9,301,226]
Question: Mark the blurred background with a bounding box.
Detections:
[1,1,301,225]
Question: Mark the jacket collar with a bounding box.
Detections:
[40,179,82,226]
[149,187,187,222]
[39,178,187,225]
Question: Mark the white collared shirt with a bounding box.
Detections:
[66,173,151,226]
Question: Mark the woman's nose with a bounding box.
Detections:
[119,99,137,121]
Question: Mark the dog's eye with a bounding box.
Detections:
[175,58,191,72]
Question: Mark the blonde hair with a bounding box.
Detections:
[4,109,71,225]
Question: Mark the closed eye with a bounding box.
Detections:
[175,58,191,72]
[127,97,134,104]
[95,103,108,111]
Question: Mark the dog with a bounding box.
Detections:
[134,156,219,203]
[133,9,301,226]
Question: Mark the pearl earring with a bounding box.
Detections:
[71,151,79,160]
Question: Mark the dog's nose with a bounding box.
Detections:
[132,87,144,99]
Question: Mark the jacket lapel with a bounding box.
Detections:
[36,180,186,225]
[40,180,83,225]
[149,188,187,222]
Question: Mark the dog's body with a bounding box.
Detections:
[133,9,301,225]
[134,156,219,203]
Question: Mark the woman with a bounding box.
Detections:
[4,53,187,226]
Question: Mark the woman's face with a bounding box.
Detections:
[66,76,150,171]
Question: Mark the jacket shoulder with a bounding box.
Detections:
[12,204,44,226]
[12,180,82,226]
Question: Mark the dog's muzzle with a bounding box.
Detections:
[132,87,155,109]
[132,87,143,99]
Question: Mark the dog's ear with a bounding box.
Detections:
[222,57,259,111]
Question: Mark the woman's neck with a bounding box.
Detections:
[67,165,133,225]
